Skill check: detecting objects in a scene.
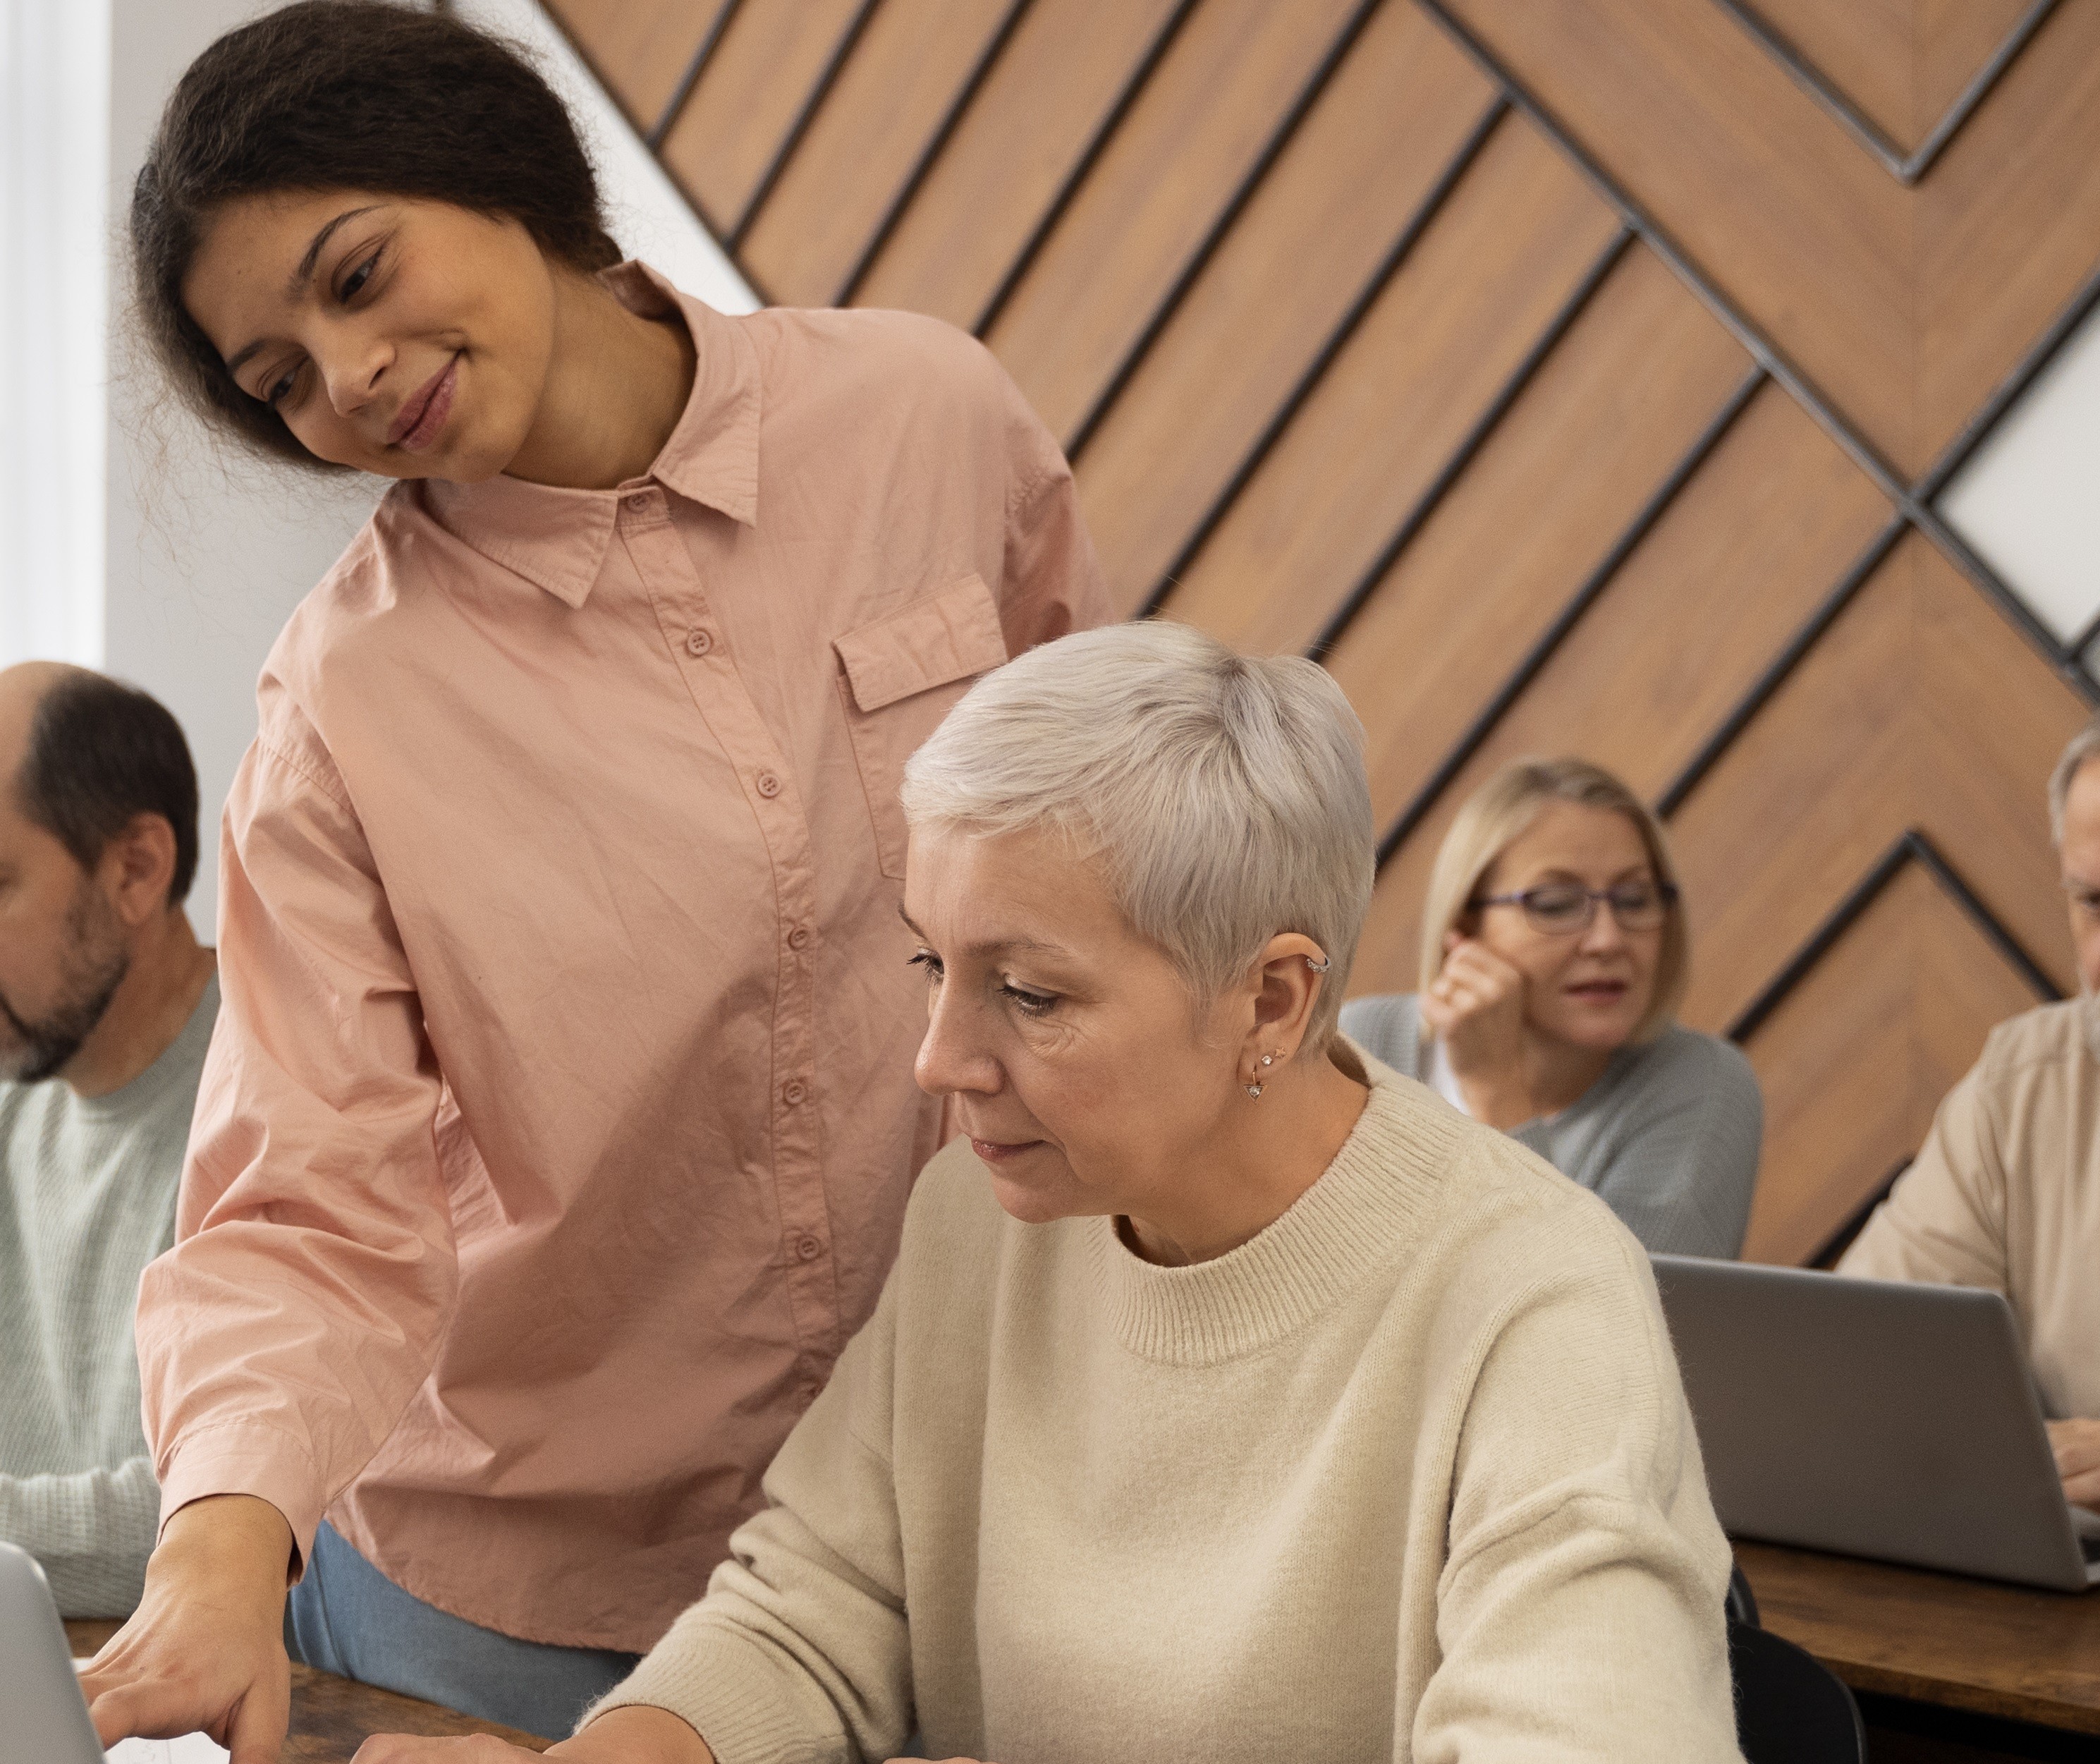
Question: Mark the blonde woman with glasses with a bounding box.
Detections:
[1341,760,1761,1258]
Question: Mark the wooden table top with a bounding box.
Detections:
[66,1622,549,1761]
[1735,1540,2100,1736]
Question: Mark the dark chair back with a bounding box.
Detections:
[1726,1562,1759,1629]
[1728,1617,1867,1764]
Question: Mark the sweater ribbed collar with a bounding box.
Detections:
[66,971,221,1125]
[1083,1066,1455,1365]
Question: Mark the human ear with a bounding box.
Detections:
[101,812,179,927]
[1240,932,1329,1078]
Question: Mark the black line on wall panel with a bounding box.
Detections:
[523,0,750,277]
[971,0,1203,340]
[1137,97,1509,621]
[1807,1157,1910,1269]
[1727,829,2060,1047]
[2070,607,2100,664]
[1369,363,1766,870]
[834,0,1039,308]
[648,0,747,148]
[1916,260,2100,502]
[1711,0,2061,187]
[1416,1,1909,506]
[1303,226,1634,666]
[1907,833,2064,1002]
[1902,0,2063,178]
[1907,501,2100,710]
[728,0,887,252]
[1655,513,1905,820]
[1062,0,1390,463]
[1726,834,1915,1044]
[1415,2,2100,719]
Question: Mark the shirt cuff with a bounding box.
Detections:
[155,1421,326,1583]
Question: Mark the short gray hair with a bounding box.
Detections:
[2049,719,2100,845]
[901,621,1375,1049]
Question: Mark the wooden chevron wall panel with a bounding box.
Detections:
[541,0,2100,1265]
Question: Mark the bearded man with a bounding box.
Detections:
[0,663,216,1615]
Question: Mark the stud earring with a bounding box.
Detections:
[1260,1053,1274,1067]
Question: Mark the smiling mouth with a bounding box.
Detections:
[389,356,458,451]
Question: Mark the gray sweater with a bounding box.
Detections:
[0,973,217,1615]
[1339,992,1760,1259]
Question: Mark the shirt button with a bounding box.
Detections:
[782,1078,807,1107]
[787,925,810,951]
[623,492,651,513]
[794,1234,823,1262]
[685,628,713,657]
[757,771,782,798]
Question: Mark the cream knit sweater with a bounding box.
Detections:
[591,1054,1742,1762]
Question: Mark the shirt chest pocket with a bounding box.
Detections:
[834,573,1009,880]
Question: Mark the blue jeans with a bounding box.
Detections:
[284,1521,640,1741]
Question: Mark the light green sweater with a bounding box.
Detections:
[592,1051,1742,1762]
[0,973,216,1617]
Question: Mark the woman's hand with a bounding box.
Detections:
[1419,934,1534,1127]
[353,1704,715,1764]
[2048,1418,2100,1508]
[80,1494,295,1764]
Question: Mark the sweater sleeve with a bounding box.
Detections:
[1524,1034,1763,1259]
[0,1453,159,1618]
[582,1275,910,1763]
[1412,1203,1742,1763]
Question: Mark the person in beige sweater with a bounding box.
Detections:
[1842,717,2100,1513]
[366,624,1742,1763]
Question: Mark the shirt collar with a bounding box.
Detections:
[419,262,761,609]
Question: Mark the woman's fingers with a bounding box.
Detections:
[1441,938,1525,999]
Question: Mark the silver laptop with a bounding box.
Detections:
[1,1540,109,1763]
[1652,1255,2100,1592]
[0,1540,226,1763]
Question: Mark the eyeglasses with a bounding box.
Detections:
[1469,880,1678,937]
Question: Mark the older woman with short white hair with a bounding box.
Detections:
[365,624,1742,1764]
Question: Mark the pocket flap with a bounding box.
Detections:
[834,575,1008,713]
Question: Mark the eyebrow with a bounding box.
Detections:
[896,904,1066,957]
[222,204,384,379]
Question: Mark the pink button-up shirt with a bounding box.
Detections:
[138,268,1109,1652]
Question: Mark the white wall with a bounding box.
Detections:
[0,0,110,667]
[102,0,381,941]
[0,0,752,939]
[1939,298,2100,655]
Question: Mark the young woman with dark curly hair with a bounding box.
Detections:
[81,4,1106,1751]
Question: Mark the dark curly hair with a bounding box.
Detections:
[131,0,624,470]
